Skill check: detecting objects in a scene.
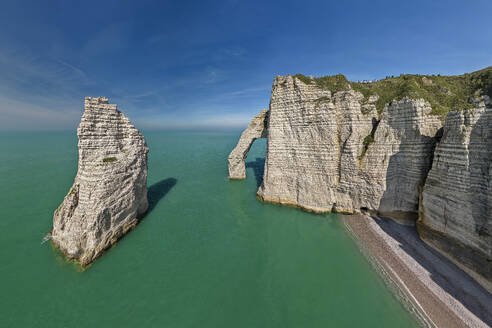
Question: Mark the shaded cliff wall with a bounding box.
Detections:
[419,103,492,292]
[366,98,442,222]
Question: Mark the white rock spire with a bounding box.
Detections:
[52,97,148,267]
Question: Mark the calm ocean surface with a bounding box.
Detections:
[0,131,418,327]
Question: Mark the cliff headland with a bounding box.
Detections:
[229,67,492,300]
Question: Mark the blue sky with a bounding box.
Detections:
[1,0,491,130]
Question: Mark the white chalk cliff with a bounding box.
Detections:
[52,97,148,267]
[419,98,492,292]
[229,73,492,291]
[252,75,442,220]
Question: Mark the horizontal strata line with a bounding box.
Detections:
[424,182,484,193]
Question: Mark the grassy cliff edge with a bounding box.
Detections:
[293,66,492,117]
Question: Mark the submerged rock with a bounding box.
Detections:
[52,97,148,267]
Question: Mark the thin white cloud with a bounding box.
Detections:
[219,86,270,98]
[0,96,81,130]
[55,59,87,80]
[0,48,91,130]
[82,22,132,57]
[146,33,169,45]
[0,49,90,97]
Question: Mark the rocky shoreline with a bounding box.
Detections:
[343,214,492,328]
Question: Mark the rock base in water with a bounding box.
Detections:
[51,97,149,267]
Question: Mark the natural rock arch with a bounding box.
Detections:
[228,109,269,179]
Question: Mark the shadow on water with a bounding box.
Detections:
[245,157,265,188]
[147,178,177,213]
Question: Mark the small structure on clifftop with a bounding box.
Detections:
[51,97,149,267]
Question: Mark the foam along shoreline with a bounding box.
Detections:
[343,214,492,328]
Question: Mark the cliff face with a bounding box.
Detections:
[52,97,148,267]
[419,99,492,291]
[256,75,375,213]
[254,76,442,222]
[366,97,442,222]
[229,72,492,291]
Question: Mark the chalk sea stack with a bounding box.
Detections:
[229,67,492,292]
[52,97,148,267]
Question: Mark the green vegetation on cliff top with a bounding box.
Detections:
[293,66,492,116]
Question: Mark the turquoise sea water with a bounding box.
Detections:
[0,131,418,327]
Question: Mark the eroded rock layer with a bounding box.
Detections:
[52,97,148,266]
[254,76,442,221]
[419,102,492,292]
